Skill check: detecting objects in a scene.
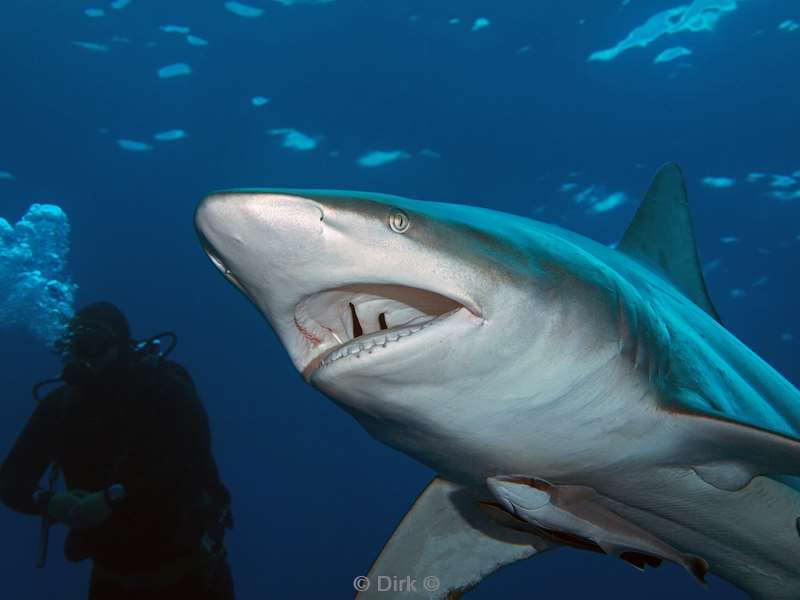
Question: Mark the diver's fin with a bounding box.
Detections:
[486,475,709,586]
[670,406,800,491]
[618,163,722,324]
[357,477,551,599]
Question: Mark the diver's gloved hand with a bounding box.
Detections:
[68,490,113,530]
[44,490,90,524]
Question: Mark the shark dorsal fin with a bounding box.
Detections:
[618,163,722,324]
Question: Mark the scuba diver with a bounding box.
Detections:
[0,302,235,599]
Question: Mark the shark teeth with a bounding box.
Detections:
[317,310,455,370]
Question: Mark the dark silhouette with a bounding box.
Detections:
[0,302,235,599]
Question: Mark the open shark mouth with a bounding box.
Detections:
[197,229,480,380]
[296,284,469,379]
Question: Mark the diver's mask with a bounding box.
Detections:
[55,320,127,387]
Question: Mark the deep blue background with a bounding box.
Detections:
[1,1,798,598]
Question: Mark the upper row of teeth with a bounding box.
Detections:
[319,318,437,367]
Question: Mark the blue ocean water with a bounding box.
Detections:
[1,1,798,598]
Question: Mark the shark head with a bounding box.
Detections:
[194,189,614,462]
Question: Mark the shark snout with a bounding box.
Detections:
[194,190,333,326]
[195,192,325,258]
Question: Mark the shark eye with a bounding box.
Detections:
[388,209,410,233]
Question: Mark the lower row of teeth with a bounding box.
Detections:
[320,318,437,367]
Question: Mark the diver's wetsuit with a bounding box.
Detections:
[0,359,235,600]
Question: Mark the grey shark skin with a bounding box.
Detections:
[195,164,800,599]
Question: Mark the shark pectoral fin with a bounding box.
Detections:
[487,476,709,586]
[618,162,722,324]
[358,477,552,599]
[673,407,800,491]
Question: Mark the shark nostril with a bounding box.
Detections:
[379,313,388,330]
[349,302,363,338]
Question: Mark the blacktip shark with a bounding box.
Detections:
[194,164,800,599]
